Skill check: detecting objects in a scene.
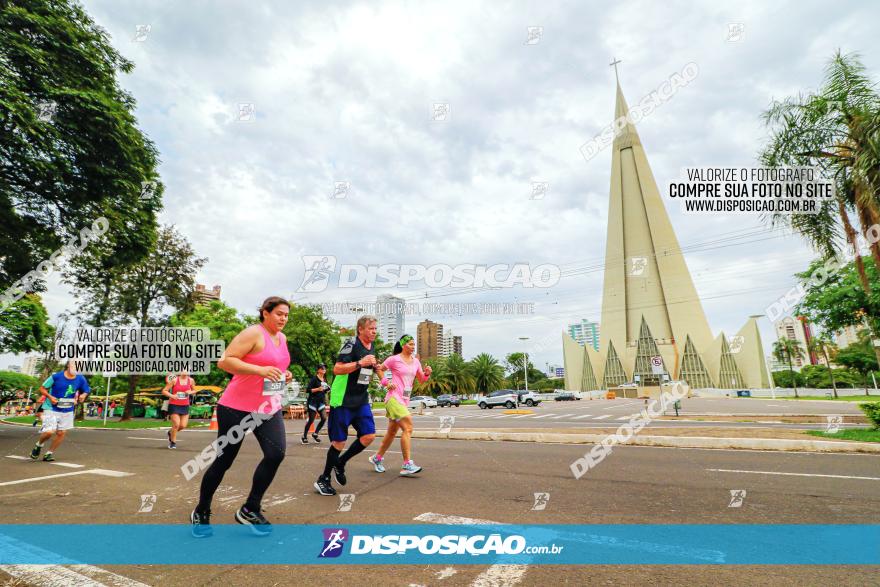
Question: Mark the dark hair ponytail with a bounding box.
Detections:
[258,296,290,322]
[393,334,414,355]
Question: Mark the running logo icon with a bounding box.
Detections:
[337,494,356,512]
[728,489,746,508]
[138,494,157,513]
[298,256,337,293]
[318,528,349,558]
[438,415,455,433]
[825,415,843,434]
[532,492,550,511]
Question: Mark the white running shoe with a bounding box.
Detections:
[400,461,422,476]
[369,454,386,473]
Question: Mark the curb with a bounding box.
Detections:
[405,430,880,453]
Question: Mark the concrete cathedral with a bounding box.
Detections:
[563,77,771,391]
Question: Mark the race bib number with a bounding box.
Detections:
[404,388,412,398]
[262,378,285,396]
[356,368,373,386]
[175,391,188,400]
[56,398,75,409]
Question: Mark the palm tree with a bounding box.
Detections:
[468,353,505,393]
[762,51,880,363]
[414,357,450,396]
[772,338,806,398]
[444,354,476,396]
[807,336,839,397]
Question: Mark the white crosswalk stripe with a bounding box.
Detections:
[550,414,574,419]
[593,414,612,420]
[572,414,594,420]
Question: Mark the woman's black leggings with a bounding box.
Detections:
[303,405,327,437]
[197,404,285,513]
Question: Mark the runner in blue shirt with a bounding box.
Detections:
[30,360,91,462]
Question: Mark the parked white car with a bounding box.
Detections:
[409,395,438,409]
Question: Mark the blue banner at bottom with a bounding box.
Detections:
[0,525,876,565]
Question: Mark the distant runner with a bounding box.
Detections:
[162,369,196,449]
[30,361,91,462]
[302,364,329,444]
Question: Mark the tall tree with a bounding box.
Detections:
[0,0,161,294]
[772,338,806,398]
[0,293,53,354]
[414,357,450,396]
[807,336,840,397]
[169,300,247,388]
[66,225,206,419]
[444,354,476,396]
[762,51,880,361]
[468,353,505,393]
[834,331,879,395]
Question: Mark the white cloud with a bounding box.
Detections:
[4,0,878,372]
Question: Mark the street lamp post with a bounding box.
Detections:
[518,337,530,393]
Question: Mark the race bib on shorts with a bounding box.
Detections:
[263,378,285,396]
[56,398,75,409]
[175,391,188,400]
[404,388,412,398]
[356,368,373,386]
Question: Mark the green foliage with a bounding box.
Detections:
[414,357,450,396]
[795,257,880,335]
[835,334,880,392]
[772,370,805,388]
[0,0,161,293]
[468,353,505,393]
[0,293,54,354]
[170,300,247,388]
[283,304,346,381]
[0,370,39,404]
[859,402,880,429]
[443,354,476,395]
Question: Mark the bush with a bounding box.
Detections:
[859,402,880,429]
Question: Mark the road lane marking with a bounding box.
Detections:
[707,468,880,481]
[6,455,84,469]
[593,414,612,420]
[414,513,527,587]
[0,469,133,487]
[0,533,149,586]
[572,414,593,420]
[550,414,574,419]
[531,414,555,419]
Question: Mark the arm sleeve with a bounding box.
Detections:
[42,375,54,388]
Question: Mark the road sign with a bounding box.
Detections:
[650,355,663,374]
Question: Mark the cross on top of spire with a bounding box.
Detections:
[609,57,622,82]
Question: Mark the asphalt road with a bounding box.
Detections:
[1,420,878,586]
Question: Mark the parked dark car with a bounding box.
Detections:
[555,392,577,401]
[437,394,461,407]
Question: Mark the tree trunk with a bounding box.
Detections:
[121,374,138,421]
[855,190,880,269]
[839,202,871,294]
[787,352,798,398]
[824,349,838,398]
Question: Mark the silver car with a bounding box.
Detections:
[477,390,519,409]
[409,395,438,409]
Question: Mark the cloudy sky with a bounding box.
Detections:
[4,0,880,372]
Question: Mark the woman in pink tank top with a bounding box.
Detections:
[161,369,196,449]
[191,296,292,537]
